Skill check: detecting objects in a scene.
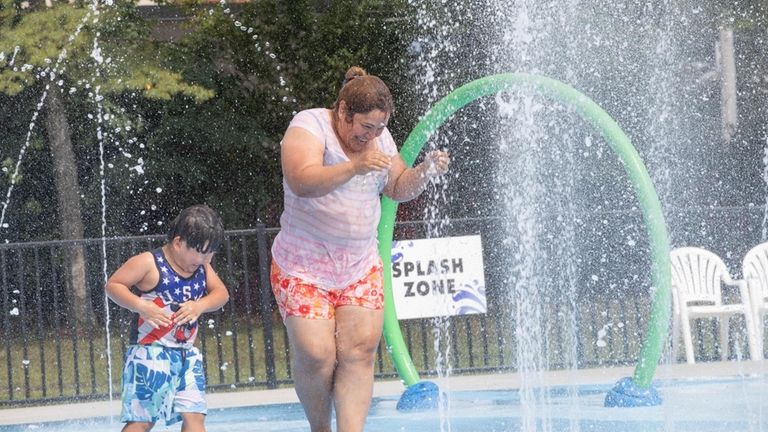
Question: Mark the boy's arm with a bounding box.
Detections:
[173,264,230,326]
[105,252,173,329]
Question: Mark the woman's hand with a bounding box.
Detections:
[384,150,451,202]
[421,150,450,178]
[353,149,392,175]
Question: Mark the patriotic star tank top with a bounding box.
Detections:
[128,248,207,349]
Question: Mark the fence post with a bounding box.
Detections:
[256,224,277,389]
[2,250,12,401]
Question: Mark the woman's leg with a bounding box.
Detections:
[332,306,384,432]
[285,316,338,432]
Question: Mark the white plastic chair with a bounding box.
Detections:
[742,242,768,359]
[670,247,760,363]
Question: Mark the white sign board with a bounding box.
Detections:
[390,235,487,320]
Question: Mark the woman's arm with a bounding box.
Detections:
[282,127,392,197]
[384,150,450,202]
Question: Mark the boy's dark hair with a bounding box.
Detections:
[166,205,224,254]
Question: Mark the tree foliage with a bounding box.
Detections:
[0,0,218,240]
[109,0,415,230]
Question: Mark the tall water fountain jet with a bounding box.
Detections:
[488,3,588,430]
[487,0,680,427]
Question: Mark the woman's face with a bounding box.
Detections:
[337,108,389,153]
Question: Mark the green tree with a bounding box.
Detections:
[137,0,415,227]
[0,0,213,327]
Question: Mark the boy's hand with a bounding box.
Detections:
[139,300,173,329]
[173,300,204,326]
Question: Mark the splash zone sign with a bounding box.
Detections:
[390,235,487,320]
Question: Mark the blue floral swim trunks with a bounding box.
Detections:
[120,344,207,425]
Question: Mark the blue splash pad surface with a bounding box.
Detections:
[2,376,766,431]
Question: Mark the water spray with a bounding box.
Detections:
[378,73,670,410]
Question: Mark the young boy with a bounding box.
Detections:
[105,204,230,432]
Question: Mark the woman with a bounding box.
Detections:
[270,66,449,432]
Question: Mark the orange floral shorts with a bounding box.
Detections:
[270,260,384,320]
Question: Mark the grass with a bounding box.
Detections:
[0,315,294,403]
[1,295,757,406]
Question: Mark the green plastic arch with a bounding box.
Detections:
[377,73,671,389]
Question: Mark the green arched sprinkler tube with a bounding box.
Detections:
[377,73,671,410]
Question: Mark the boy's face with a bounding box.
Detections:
[170,237,215,274]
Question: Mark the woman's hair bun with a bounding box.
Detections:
[343,66,368,86]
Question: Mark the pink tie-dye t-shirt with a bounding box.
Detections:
[271,108,398,289]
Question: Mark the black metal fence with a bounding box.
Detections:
[0,213,759,407]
